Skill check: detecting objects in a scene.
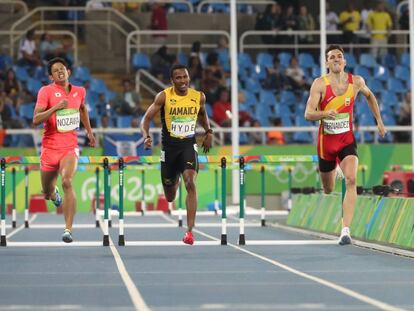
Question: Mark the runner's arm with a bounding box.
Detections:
[197,92,211,133]
[304,78,336,121]
[33,99,67,126]
[141,91,165,139]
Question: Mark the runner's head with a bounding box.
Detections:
[47,57,70,84]
[325,44,346,74]
[170,64,190,94]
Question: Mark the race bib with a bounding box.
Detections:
[323,113,350,135]
[170,118,196,138]
[56,109,80,132]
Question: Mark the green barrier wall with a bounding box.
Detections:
[288,193,414,250]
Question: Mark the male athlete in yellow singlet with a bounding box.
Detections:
[305,45,386,245]
[141,64,213,245]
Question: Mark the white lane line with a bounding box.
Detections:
[98,221,150,311]
[126,241,220,246]
[29,224,96,229]
[244,240,337,245]
[6,214,37,239]
[7,241,103,247]
[192,228,407,311]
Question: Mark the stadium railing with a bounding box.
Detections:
[196,0,273,13]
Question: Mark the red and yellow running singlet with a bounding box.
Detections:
[317,73,355,161]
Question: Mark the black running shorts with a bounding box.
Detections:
[160,143,199,186]
[318,142,358,173]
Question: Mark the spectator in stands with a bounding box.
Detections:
[282,5,298,44]
[3,69,21,104]
[339,3,361,47]
[399,6,409,31]
[262,57,284,90]
[267,117,285,144]
[285,56,307,90]
[18,29,41,68]
[212,87,231,127]
[0,92,23,129]
[325,2,340,44]
[150,45,176,83]
[254,3,284,45]
[248,120,263,144]
[297,5,315,45]
[358,3,373,52]
[112,79,143,116]
[150,3,168,44]
[201,52,226,105]
[111,2,139,13]
[188,41,203,89]
[39,33,72,66]
[367,1,392,60]
[396,91,411,142]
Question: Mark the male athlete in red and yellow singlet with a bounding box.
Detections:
[305,45,386,245]
[33,57,96,243]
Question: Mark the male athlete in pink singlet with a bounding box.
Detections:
[305,45,386,245]
[33,57,96,243]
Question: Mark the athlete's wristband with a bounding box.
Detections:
[205,129,213,135]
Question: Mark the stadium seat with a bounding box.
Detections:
[0,54,12,70]
[216,48,230,72]
[359,53,377,68]
[380,53,397,69]
[72,66,91,82]
[26,78,43,96]
[353,66,371,80]
[311,66,321,78]
[279,90,296,107]
[387,78,406,94]
[13,66,30,82]
[90,79,107,94]
[242,90,258,111]
[256,52,273,68]
[116,115,133,128]
[170,3,190,12]
[238,53,253,72]
[394,65,410,81]
[19,102,35,121]
[298,52,315,69]
[366,78,383,94]
[400,52,410,67]
[344,53,356,69]
[380,90,398,108]
[132,52,151,70]
[177,52,188,66]
[373,66,390,81]
[244,77,262,94]
[278,52,292,69]
[293,132,313,143]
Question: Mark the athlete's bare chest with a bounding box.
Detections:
[330,81,349,97]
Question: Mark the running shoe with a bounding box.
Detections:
[52,186,62,208]
[182,231,194,245]
[62,229,73,243]
[338,227,352,246]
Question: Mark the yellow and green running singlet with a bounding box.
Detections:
[162,86,201,140]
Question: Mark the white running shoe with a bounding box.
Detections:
[338,227,352,245]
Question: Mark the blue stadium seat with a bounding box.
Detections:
[353,66,371,80]
[380,53,397,69]
[242,90,258,111]
[170,3,190,12]
[256,52,273,68]
[344,53,357,69]
[0,54,12,70]
[177,52,188,66]
[216,48,229,72]
[387,77,406,94]
[394,65,410,81]
[238,53,253,71]
[72,66,91,82]
[359,53,377,68]
[279,90,296,107]
[26,78,43,96]
[373,66,390,81]
[311,66,321,79]
[293,132,313,143]
[400,52,410,67]
[19,102,35,121]
[90,79,107,94]
[244,77,262,93]
[380,90,398,108]
[13,66,30,82]
[117,115,132,128]
[366,78,383,94]
[259,90,276,107]
[205,103,213,118]
[278,52,292,69]
[132,52,151,70]
[298,52,315,69]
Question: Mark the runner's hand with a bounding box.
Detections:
[323,109,337,120]
[377,121,387,138]
[202,133,212,153]
[144,136,152,150]
[55,99,68,110]
[87,132,96,147]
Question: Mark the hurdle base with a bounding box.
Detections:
[178,219,183,227]
[95,220,100,228]
[103,235,109,246]
[261,219,266,227]
[118,235,125,246]
[1,235,6,246]
[221,234,227,245]
[12,221,16,228]
[25,221,29,228]
[238,234,245,245]
[108,220,112,228]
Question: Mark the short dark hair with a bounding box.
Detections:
[47,57,68,75]
[170,64,188,78]
[325,44,345,60]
